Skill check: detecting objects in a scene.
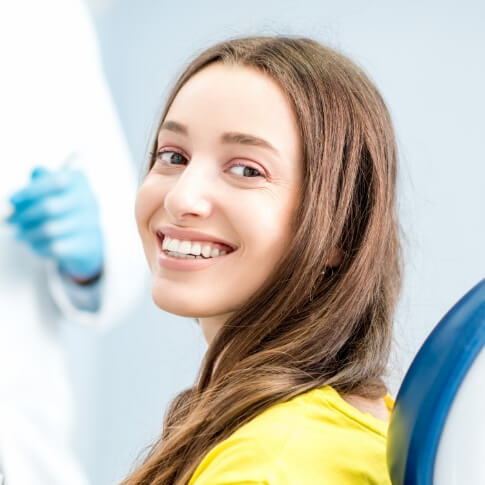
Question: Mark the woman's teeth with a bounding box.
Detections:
[161,236,228,259]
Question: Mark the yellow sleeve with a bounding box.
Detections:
[188,435,273,485]
[195,482,266,485]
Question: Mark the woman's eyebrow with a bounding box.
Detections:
[221,132,279,155]
[161,120,188,135]
[160,120,279,155]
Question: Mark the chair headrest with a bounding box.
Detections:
[387,278,485,484]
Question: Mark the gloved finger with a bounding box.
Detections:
[31,166,51,180]
[9,169,74,206]
[29,232,104,278]
[16,213,99,246]
[18,228,102,263]
[7,189,86,227]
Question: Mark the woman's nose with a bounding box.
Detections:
[163,161,213,222]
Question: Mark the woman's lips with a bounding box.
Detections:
[157,247,224,271]
[157,225,237,251]
[155,230,235,271]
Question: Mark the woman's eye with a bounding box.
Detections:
[229,164,263,178]
[156,150,188,166]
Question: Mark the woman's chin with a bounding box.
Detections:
[150,279,224,318]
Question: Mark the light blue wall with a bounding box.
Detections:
[75,1,485,483]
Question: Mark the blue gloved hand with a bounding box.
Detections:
[7,166,104,282]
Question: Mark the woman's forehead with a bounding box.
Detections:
[162,63,301,156]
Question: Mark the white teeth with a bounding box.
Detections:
[191,242,201,256]
[167,238,180,252]
[179,240,192,255]
[201,244,212,258]
[161,234,232,259]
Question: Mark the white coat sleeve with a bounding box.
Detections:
[45,0,147,330]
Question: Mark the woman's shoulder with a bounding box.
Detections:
[252,385,393,439]
[189,386,393,485]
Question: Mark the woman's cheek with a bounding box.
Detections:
[239,199,291,277]
[134,183,158,256]
[135,177,159,224]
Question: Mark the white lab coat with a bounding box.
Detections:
[0,1,145,483]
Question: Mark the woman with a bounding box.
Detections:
[126,36,401,484]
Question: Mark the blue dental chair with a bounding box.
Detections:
[387,278,485,485]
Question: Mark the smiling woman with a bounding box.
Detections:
[126,36,401,485]
[135,61,302,325]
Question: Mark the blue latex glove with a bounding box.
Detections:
[7,166,104,282]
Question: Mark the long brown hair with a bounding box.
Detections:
[123,36,401,485]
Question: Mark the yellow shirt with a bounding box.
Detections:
[189,385,394,485]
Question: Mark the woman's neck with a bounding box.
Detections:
[341,394,390,423]
[198,312,233,344]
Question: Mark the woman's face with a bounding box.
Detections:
[135,63,302,341]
